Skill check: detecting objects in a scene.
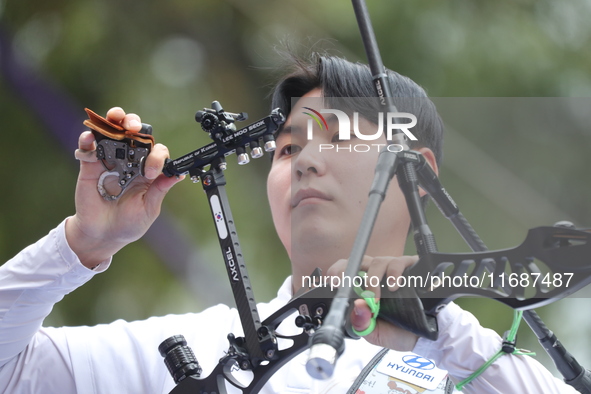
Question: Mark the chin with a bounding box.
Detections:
[291,232,350,268]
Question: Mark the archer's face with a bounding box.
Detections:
[266,88,413,277]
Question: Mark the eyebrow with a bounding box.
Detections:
[275,124,295,138]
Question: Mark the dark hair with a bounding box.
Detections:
[270,54,444,166]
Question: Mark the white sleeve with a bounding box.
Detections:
[0,219,239,394]
[0,219,110,391]
[413,302,578,393]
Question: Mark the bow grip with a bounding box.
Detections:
[378,267,440,341]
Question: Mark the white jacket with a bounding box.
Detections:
[0,220,576,393]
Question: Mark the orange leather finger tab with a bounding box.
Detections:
[83,108,155,148]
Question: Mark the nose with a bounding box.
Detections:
[293,141,326,181]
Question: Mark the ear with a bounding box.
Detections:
[416,147,439,198]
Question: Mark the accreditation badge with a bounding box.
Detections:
[348,349,455,394]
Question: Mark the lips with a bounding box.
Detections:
[291,188,332,208]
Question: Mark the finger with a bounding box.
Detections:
[75,131,98,162]
[351,299,373,333]
[105,107,142,131]
[75,132,104,179]
[122,113,142,132]
[325,259,348,278]
[385,256,418,292]
[365,256,391,299]
[358,255,377,272]
[78,130,96,150]
[357,255,378,293]
[143,143,169,180]
[326,256,372,279]
[144,174,185,214]
[106,107,125,123]
[75,149,98,162]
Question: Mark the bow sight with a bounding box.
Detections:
[194,102,252,165]
[163,101,282,179]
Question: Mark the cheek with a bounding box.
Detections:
[339,150,381,201]
[267,163,290,203]
[267,163,292,238]
[380,177,411,231]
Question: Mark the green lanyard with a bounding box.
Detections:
[455,310,536,391]
[352,272,537,391]
[352,271,380,337]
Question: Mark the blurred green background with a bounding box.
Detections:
[1,0,591,377]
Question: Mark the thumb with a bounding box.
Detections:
[145,174,185,211]
[75,131,104,180]
[351,299,374,333]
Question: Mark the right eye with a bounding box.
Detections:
[277,144,302,158]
